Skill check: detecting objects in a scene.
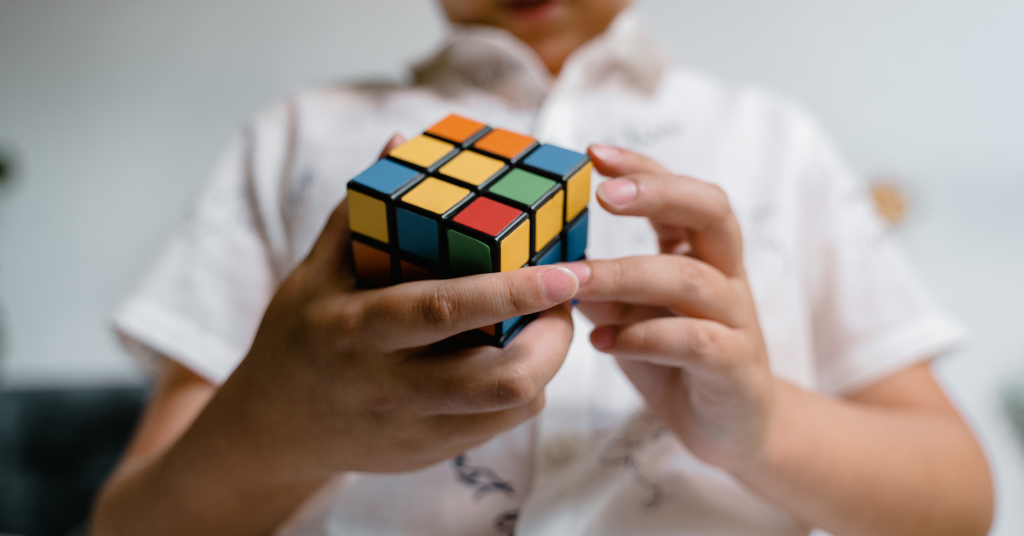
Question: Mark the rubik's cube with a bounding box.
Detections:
[347,114,591,346]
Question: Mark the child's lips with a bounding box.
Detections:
[502,0,562,21]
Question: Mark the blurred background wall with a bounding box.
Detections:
[0,0,1022,533]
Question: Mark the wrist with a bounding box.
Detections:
[728,379,805,482]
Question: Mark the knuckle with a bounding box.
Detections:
[683,324,717,359]
[420,284,459,329]
[624,323,653,352]
[491,365,538,407]
[499,274,528,314]
[528,392,547,417]
[706,184,734,221]
[332,298,365,335]
[675,258,712,300]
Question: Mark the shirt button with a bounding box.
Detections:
[544,433,582,468]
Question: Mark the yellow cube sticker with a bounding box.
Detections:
[389,135,455,169]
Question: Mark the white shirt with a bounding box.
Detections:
[113,10,964,536]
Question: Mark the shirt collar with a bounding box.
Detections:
[411,8,670,109]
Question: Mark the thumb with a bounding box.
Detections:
[306,132,406,277]
[305,197,354,279]
[380,132,407,158]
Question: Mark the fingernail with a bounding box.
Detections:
[597,179,637,208]
[557,262,591,287]
[541,266,579,303]
[589,144,621,164]
[591,326,616,349]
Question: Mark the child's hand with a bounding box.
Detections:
[205,135,580,479]
[566,144,774,471]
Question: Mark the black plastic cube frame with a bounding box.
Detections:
[424,125,493,149]
[484,180,564,258]
[519,149,592,183]
[393,184,476,271]
[346,169,426,254]
[562,208,589,263]
[464,314,536,347]
[351,233,399,289]
[435,151,510,193]
[385,145,461,174]
[445,209,530,276]
[529,237,564,266]
[472,139,540,165]
[396,251,447,283]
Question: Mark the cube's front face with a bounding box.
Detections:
[346,115,590,346]
[396,177,473,264]
[487,168,564,255]
[448,196,530,275]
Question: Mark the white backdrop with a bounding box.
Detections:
[1,0,1022,533]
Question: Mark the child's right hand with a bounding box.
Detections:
[187,141,580,481]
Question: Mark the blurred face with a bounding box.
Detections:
[438,0,633,74]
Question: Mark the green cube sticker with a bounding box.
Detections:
[448,230,491,274]
[488,168,555,206]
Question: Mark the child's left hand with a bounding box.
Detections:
[564,144,775,471]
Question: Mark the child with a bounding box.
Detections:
[93,1,993,535]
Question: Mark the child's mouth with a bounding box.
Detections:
[502,0,562,21]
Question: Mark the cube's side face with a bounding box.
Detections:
[352,237,394,287]
[345,114,591,346]
[534,189,564,252]
[486,168,563,256]
[447,229,494,275]
[531,238,563,266]
[565,162,592,222]
[564,209,589,262]
[348,189,390,244]
[348,159,424,248]
[498,219,531,272]
[399,257,440,283]
[396,208,441,263]
[396,177,474,266]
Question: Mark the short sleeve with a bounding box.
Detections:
[112,102,294,385]
[797,119,965,395]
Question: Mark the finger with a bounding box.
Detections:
[591,317,740,372]
[574,300,671,326]
[588,143,669,177]
[359,266,578,350]
[303,198,354,278]
[379,132,407,158]
[430,391,545,442]
[598,172,744,277]
[399,303,573,414]
[302,133,406,277]
[565,256,744,325]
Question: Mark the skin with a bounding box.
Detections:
[566,145,994,536]
[438,0,632,75]
[92,2,994,534]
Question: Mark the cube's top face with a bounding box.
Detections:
[438,151,506,187]
[426,114,487,144]
[473,129,536,161]
[488,168,557,207]
[389,135,456,170]
[522,144,588,178]
[400,177,471,215]
[350,159,421,196]
[453,196,524,237]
